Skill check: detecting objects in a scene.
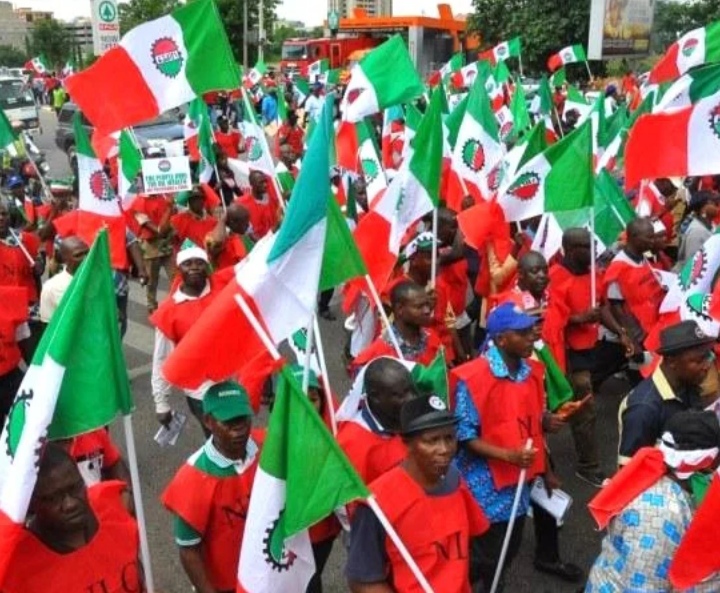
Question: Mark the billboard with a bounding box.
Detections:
[588,0,655,60]
[90,0,121,56]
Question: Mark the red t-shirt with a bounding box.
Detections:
[0,286,28,375]
[235,192,279,241]
[275,124,304,157]
[0,233,40,303]
[130,194,172,240]
[215,130,242,159]
[170,211,217,249]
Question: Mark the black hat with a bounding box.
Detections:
[664,410,720,450]
[656,320,716,356]
[400,395,458,436]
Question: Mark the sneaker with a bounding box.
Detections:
[533,559,584,583]
[575,469,609,488]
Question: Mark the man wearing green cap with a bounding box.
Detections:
[162,380,260,593]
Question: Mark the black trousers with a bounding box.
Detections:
[318,288,334,312]
[470,503,559,592]
[306,536,336,593]
[0,366,24,428]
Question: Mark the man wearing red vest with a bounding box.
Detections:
[0,285,30,427]
[453,303,547,590]
[601,217,665,359]
[215,116,242,159]
[162,380,259,593]
[235,171,280,242]
[351,280,444,374]
[337,357,417,485]
[346,395,489,592]
[150,242,231,432]
[0,444,143,593]
[207,203,254,270]
[170,188,221,253]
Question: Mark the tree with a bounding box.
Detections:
[118,0,181,35]
[266,24,302,62]
[30,19,70,72]
[0,45,28,67]
[469,0,591,74]
[214,0,280,66]
[652,0,720,54]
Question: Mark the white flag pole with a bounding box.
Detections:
[589,207,597,307]
[122,414,156,593]
[8,227,36,265]
[313,315,338,435]
[584,60,593,82]
[233,293,283,361]
[489,439,533,593]
[430,207,439,289]
[363,273,404,359]
[367,495,435,593]
[301,314,316,394]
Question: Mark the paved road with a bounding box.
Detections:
[37,108,622,592]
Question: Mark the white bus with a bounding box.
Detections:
[0,76,40,135]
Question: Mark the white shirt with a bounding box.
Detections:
[304,94,324,123]
[151,283,211,414]
[39,269,73,323]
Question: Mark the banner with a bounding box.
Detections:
[588,0,655,60]
[141,156,192,195]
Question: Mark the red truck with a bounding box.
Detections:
[280,36,380,77]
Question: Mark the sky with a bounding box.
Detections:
[14,0,475,26]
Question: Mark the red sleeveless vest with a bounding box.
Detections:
[371,466,490,593]
[452,357,546,489]
[161,455,259,591]
[336,420,406,484]
[1,481,142,593]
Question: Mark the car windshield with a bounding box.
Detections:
[0,80,34,109]
[136,111,180,127]
[282,43,307,60]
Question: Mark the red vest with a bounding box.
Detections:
[131,195,172,241]
[215,234,249,270]
[215,130,242,159]
[0,286,28,375]
[150,278,223,344]
[161,456,259,591]
[0,233,40,303]
[452,357,546,489]
[235,193,279,241]
[352,329,443,374]
[336,420,406,484]
[1,481,142,593]
[370,466,489,593]
[170,212,217,250]
[604,257,664,337]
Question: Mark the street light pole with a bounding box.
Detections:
[242,0,248,70]
[258,0,264,62]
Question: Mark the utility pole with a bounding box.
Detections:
[258,0,264,62]
[242,0,248,70]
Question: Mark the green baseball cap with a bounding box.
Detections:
[202,380,253,421]
[289,364,320,389]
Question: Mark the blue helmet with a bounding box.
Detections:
[6,174,23,189]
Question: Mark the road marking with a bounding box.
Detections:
[128,362,153,380]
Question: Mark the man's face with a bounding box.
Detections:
[567,235,592,268]
[631,223,655,253]
[205,414,252,459]
[31,463,90,533]
[653,230,668,253]
[227,210,250,235]
[280,145,296,167]
[669,346,713,387]
[250,173,267,196]
[409,250,432,281]
[496,327,536,359]
[706,198,720,220]
[66,242,89,273]
[218,119,229,133]
[179,258,208,290]
[188,194,205,216]
[438,218,458,246]
[367,371,416,426]
[407,425,457,481]
[396,289,433,328]
[520,258,549,295]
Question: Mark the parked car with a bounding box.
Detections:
[55,102,185,169]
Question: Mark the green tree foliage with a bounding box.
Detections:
[30,19,70,72]
[652,0,720,53]
[469,0,591,74]
[118,0,181,35]
[214,0,280,65]
[0,45,28,67]
[267,24,304,62]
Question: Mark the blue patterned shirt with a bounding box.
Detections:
[453,346,532,523]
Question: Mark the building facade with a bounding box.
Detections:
[0,2,30,51]
[64,17,93,56]
[328,0,392,18]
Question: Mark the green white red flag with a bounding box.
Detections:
[246,59,267,87]
[66,0,239,134]
[0,230,133,580]
[649,21,720,85]
[341,35,424,122]
[547,44,586,72]
[237,366,369,593]
[24,55,48,75]
[118,130,142,208]
[240,88,276,177]
[357,119,388,206]
[308,58,329,80]
[498,120,594,221]
[479,37,521,66]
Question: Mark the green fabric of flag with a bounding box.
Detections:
[544,120,594,212]
[319,196,367,291]
[47,230,134,438]
[407,89,444,207]
[509,83,531,139]
[0,108,17,150]
[534,343,573,411]
[445,94,469,149]
[410,350,448,406]
[264,366,370,536]
[517,122,548,169]
[494,61,511,84]
[550,68,566,87]
[593,169,636,245]
[538,75,554,116]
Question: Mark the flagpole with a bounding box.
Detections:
[208,125,227,214]
[366,496,435,593]
[489,439,533,593]
[589,207,597,307]
[518,53,524,79]
[233,293,283,361]
[584,60,593,82]
[363,273,404,359]
[430,207,439,289]
[313,316,338,435]
[301,314,316,394]
[8,227,36,265]
[122,415,156,593]
[19,132,53,204]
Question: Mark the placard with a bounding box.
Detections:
[588,0,655,60]
[141,156,192,195]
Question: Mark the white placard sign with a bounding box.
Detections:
[141,156,192,195]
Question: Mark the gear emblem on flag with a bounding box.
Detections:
[507,171,541,201]
[346,88,365,105]
[151,37,184,79]
[4,389,37,461]
[682,38,699,58]
[497,45,507,58]
[89,170,113,202]
[679,248,708,291]
[263,510,298,572]
[708,104,720,140]
[361,158,379,182]
[461,139,486,172]
[499,121,513,140]
[562,51,573,62]
[686,293,713,322]
[245,136,263,162]
[487,163,504,192]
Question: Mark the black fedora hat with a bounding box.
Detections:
[656,320,716,356]
[400,395,458,436]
